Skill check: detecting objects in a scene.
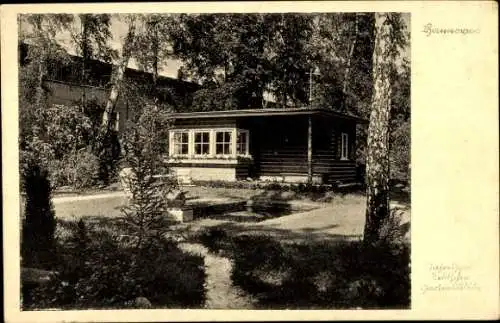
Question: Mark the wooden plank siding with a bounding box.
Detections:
[253,116,358,184]
[249,116,309,178]
[235,161,252,179]
[172,118,236,129]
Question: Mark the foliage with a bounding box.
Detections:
[21,164,57,269]
[191,83,240,111]
[19,14,75,161]
[44,104,93,159]
[191,180,353,201]
[265,14,314,107]
[378,208,409,246]
[390,58,411,182]
[390,120,410,182]
[24,223,206,309]
[221,234,410,309]
[133,14,173,80]
[19,101,92,168]
[71,14,116,64]
[48,149,100,189]
[119,104,176,250]
[197,226,230,253]
[168,13,315,109]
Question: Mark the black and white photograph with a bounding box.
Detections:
[16,11,412,310]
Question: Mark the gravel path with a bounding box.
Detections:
[178,242,256,309]
[52,191,125,204]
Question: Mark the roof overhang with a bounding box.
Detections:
[168,108,368,124]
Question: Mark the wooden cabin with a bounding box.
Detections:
[167,108,367,185]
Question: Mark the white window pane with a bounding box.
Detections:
[194,131,210,154]
[215,131,232,155]
[173,132,189,155]
[237,131,248,155]
[341,133,348,159]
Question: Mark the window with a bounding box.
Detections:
[169,128,251,160]
[194,131,210,155]
[237,130,249,155]
[173,131,189,156]
[215,131,232,155]
[114,112,120,131]
[341,132,349,160]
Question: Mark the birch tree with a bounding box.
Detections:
[72,14,114,107]
[133,14,176,105]
[100,15,138,136]
[363,13,407,245]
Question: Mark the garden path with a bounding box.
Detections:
[178,242,256,309]
[52,191,125,204]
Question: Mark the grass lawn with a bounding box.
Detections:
[52,185,410,244]
[54,195,126,220]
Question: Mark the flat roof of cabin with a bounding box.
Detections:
[170,107,368,123]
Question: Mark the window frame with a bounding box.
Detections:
[170,130,190,157]
[115,111,120,131]
[193,130,211,156]
[215,129,233,156]
[341,132,349,160]
[236,129,250,156]
[169,127,251,160]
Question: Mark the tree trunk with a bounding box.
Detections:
[151,20,159,102]
[100,19,137,135]
[342,14,359,110]
[81,15,90,111]
[363,13,393,245]
[32,17,48,140]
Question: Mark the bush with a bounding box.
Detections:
[229,235,410,309]
[49,149,100,189]
[21,164,57,269]
[24,224,206,310]
[193,180,336,200]
[196,226,229,253]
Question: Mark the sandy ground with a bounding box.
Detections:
[178,242,257,309]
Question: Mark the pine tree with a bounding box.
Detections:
[120,104,175,251]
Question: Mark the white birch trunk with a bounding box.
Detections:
[363,13,393,244]
[101,18,137,134]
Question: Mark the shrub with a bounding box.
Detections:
[44,104,93,160]
[196,226,229,253]
[229,235,410,309]
[48,149,100,189]
[379,208,408,246]
[24,225,206,310]
[21,164,56,269]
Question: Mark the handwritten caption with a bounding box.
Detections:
[422,263,480,294]
[423,23,480,37]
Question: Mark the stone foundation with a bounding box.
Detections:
[171,167,237,182]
